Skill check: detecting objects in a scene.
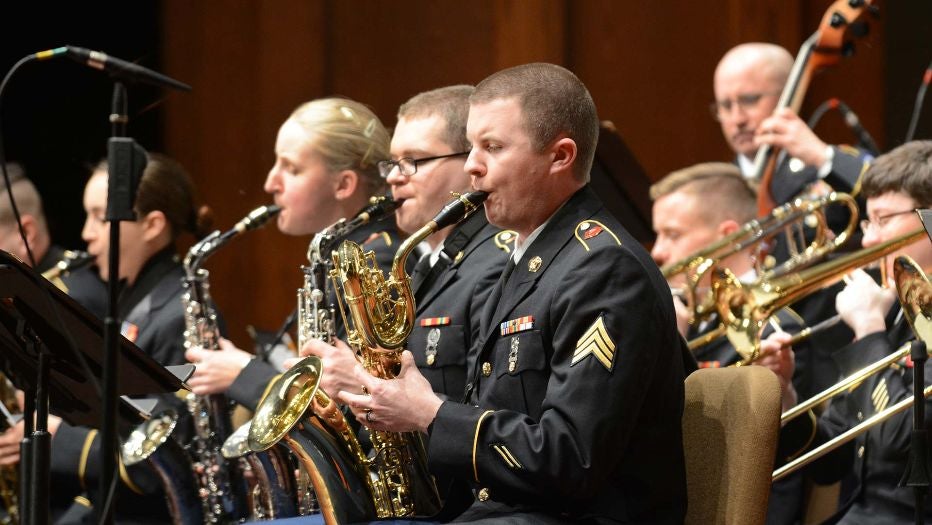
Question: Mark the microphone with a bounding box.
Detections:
[34,46,191,91]
[833,98,880,155]
[807,98,879,155]
[905,59,932,143]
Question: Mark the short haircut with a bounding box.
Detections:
[398,85,474,152]
[471,63,599,181]
[650,162,757,224]
[0,163,47,230]
[861,140,932,207]
[289,97,391,195]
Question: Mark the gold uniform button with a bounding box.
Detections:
[857,446,865,458]
[478,488,490,501]
[482,362,492,377]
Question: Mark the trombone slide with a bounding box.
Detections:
[774,382,932,482]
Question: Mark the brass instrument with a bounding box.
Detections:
[220,421,298,520]
[664,192,858,332]
[248,191,487,524]
[222,196,402,518]
[122,204,280,525]
[773,255,931,481]
[711,227,926,363]
[40,250,94,292]
[0,375,19,525]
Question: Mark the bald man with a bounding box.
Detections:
[713,42,868,207]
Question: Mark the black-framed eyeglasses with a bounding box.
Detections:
[709,91,781,120]
[377,151,469,179]
[859,209,916,234]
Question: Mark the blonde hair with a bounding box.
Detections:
[650,162,757,224]
[289,98,390,195]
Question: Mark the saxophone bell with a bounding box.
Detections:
[222,420,298,520]
[121,410,204,525]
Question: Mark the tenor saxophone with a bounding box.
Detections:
[248,191,487,524]
[122,204,280,525]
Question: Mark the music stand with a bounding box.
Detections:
[0,250,186,525]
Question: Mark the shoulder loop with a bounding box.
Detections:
[574,220,620,252]
[494,230,518,254]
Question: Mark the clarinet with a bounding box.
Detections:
[182,205,280,523]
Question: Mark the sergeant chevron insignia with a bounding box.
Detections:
[871,378,889,413]
[572,315,616,371]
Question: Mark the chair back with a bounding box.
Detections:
[683,366,781,525]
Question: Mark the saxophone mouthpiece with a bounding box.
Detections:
[433,190,488,230]
[234,204,282,233]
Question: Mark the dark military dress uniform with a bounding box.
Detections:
[428,186,688,523]
[51,248,189,524]
[409,211,514,399]
[801,305,932,524]
[227,213,404,411]
[38,245,108,320]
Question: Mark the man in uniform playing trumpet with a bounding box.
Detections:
[337,63,688,523]
[783,140,932,524]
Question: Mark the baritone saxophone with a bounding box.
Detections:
[248,191,487,524]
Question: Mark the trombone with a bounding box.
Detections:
[773,255,931,481]
[664,192,858,333]
[711,227,927,363]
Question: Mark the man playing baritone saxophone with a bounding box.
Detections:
[781,141,932,524]
[298,86,515,519]
[338,63,688,523]
[183,98,403,411]
[300,85,514,401]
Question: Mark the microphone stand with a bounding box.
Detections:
[99,81,147,525]
[900,340,931,525]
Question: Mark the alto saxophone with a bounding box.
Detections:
[40,250,94,293]
[122,205,280,525]
[0,374,19,525]
[248,191,487,524]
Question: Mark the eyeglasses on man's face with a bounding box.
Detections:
[859,209,916,234]
[709,91,781,120]
[378,151,470,179]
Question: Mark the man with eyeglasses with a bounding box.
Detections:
[336,63,688,524]
[713,42,869,203]
[297,85,515,518]
[303,85,515,404]
[777,140,932,524]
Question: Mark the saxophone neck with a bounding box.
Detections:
[185,204,282,275]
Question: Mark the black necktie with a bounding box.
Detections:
[411,252,432,291]
[413,252,452,302]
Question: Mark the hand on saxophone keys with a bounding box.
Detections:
[185,338,254,395]
[0,420,23,466]
[290,338,362,397]
[338,350,442,434]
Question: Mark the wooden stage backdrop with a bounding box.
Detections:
[158,0,927,349]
